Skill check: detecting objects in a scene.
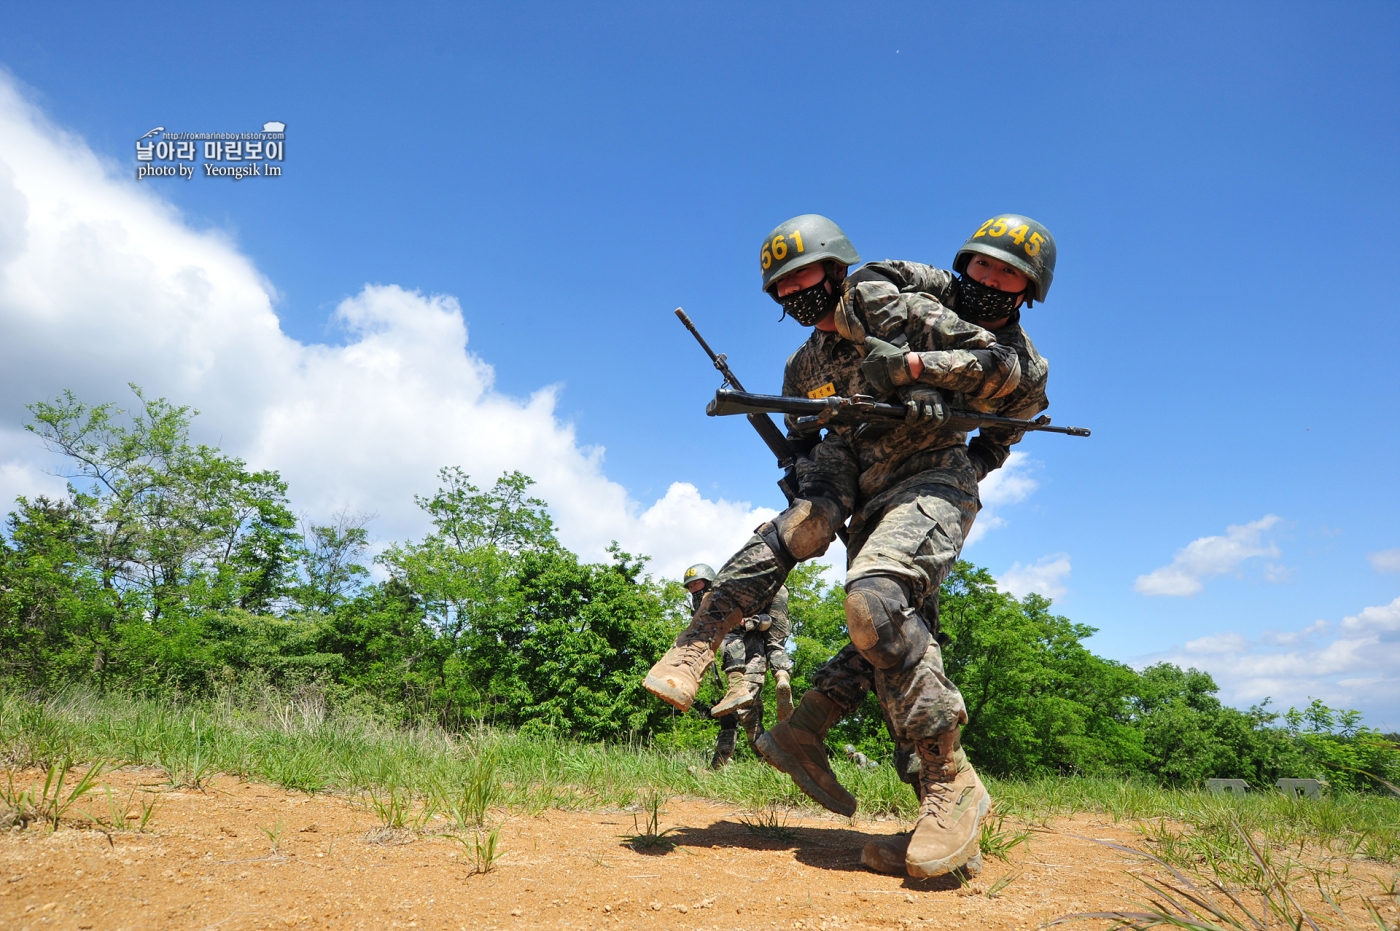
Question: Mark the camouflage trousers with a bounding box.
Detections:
[697,476,976,747]
[808,480,979,789]
[719,627,787,741]
[720,694,764,744]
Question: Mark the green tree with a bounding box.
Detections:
[13,386,298,688]
[0,497,106,687]
[939,563,1144,777]
[375,469,553,725]
[289,511,372,613]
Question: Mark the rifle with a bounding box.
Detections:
[674,308,803,504]
[707,389,1092,437]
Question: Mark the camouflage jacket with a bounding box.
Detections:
[781,260,1023,505]
[841,261,1051,481]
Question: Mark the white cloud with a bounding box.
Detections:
[1183,632,1248,655]
[1368,548,1400,573]
[964,451,1036,547]
[1133,515,1283,597]
[0,74,770,583]
[998,552,1070,600]
[1137,596,1400,729]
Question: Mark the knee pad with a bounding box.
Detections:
[845,576,932,672]
[759,497,842,567]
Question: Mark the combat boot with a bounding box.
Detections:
[753,691,856,816]
[860,833,910,874]
[710,723,738,769]
[774,669,794,721]
[710,670,756,717]
[905,731,989,879]
[643,596,743,711]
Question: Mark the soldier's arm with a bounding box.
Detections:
[858,260,958,303]
[969,328,1050,479]
[850,276,1021,401]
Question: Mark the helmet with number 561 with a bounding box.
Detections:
[953,214,1057,305]
[759,214,861,296]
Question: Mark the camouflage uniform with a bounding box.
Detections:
[719,585,792,743]
[688,585,790,763]
[807,262,1050,792]
[669,259,1022,749]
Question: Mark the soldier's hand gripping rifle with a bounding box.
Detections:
[706,389,1092,437]
[674,308,806,506]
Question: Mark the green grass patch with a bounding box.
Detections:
[2,689,1395,867]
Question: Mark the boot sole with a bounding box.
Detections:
[905,790,990,879]
[753,732,857,817]
[643,673,696,711]
[775,684,793,721]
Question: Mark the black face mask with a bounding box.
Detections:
[779,279,839,326]
[956,273,1023,322]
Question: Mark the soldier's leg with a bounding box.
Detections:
[763,609,795,720]
[645,439,856,711]
[753,642,873,816]
[712,631,757,717]
[847,484,987,878]
[736,690,765,749]
[710,715,739,770]
[644,496,847,710]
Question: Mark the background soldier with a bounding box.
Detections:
[681,563,793,768]
[647,214,1024,879]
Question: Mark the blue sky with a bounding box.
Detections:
[0,2,1397,725]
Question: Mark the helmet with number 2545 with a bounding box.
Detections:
[759,214,862,295]
[953,214,1057,305]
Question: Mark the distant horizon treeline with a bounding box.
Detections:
[2,386,1397,792]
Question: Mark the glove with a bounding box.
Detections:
[861,336,914,394]
[897,386,949,427]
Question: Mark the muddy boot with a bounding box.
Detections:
[644,595,743,711]
[710,720,738,769]
[711,670,757,717]
[753,691,856,816]
[860,833,910,874]
[774,669,794,722]
[905,731,989,879]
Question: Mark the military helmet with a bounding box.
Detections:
[953,214,1057,305]
[683,563,716,586]
[760,214,861,295]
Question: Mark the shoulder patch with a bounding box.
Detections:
[807,382,837,399]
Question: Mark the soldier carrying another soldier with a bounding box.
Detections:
[760,214,1057,874]
[646,213,1056,879]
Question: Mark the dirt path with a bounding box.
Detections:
[0,770,1383,931]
